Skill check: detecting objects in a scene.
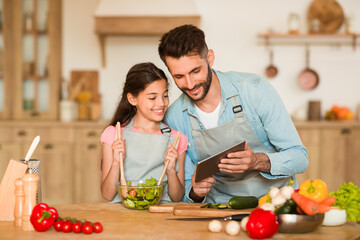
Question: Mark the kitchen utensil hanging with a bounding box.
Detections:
[298,47,319,90]
[265,50,278,78]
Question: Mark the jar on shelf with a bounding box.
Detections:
[288,13,300,34]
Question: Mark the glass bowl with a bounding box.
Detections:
[116,179,166,210]
[277,213,324,233]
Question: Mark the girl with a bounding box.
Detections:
[100,62,188,203]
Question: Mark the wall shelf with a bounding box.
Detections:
[257,32,360,51]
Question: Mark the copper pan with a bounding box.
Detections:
[265,50,278,78]
[298,48,319,90]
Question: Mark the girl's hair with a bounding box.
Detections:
[109,62,168,126]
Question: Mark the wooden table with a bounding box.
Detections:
[0,203,359,240]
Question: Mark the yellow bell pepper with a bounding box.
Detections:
[299,179,329,202]
[258,193,271,207]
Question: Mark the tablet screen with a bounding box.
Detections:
[195,141,246,182]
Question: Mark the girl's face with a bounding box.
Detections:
[128,79,169,123]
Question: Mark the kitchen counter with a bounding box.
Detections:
[0,203,359,240]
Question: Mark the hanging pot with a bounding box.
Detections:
[265,50,278,78]
[298,48,319,90]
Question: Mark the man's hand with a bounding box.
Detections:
[218,142,271,174]
[189,170,216,202]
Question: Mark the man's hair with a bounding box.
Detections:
[158,24,208,64]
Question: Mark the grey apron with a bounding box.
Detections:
[189,96,292,203]
[111,118,176,203]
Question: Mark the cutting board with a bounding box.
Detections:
[149,203,253,217]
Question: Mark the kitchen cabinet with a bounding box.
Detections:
[0,0,61,120]
[73,127,105,203]
[0,0,12,119]
[295,121,360,192]
[0,121,107,205]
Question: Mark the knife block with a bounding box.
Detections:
[0,159,28,221]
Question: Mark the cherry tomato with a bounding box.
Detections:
[129,189,137,197]
[72,221,82,233]
[62,220,72,233]
[82,222,93,234]
[93,222,103,233]
[53,219,63,232]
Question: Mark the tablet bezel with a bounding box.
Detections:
[194,141,246,182]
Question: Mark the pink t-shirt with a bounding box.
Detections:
[100,124,188,156]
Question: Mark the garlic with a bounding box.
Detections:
[240,216,249,232]
[208,220,222,233]
[268,187,280,199]
[280,186,294,200]
[271,194,287,207]
[225,220,241,236]
[260,202,275,212]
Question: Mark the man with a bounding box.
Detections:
[159,25,308,203]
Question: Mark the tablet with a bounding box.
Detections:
[195,141,246,182]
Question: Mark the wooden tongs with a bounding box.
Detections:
[115,122,128,198]
[157,132,181,186]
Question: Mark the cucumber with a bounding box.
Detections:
[217,204,229,209]
[228,196,258,209]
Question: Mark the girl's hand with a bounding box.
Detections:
[164,144,179,173]
[112,137,126,164]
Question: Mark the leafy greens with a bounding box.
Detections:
[330,182,360,222]
[121,177,164,210]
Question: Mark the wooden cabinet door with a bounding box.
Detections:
[73,127,105,203]
[345,128,360,187]
[74,141,104,203]
[30,142,73,205]
[296,128,321,184]
[319,128,348,192]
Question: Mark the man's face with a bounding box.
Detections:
[165,54,212,102]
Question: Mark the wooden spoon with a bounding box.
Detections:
[115,122,128,198]
[157,132,181,186]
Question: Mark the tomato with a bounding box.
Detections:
[62,220,72,233]
[82,222,93,234]
[129,189,137,197]
[53,219,63,232]
[72,221,82,233]
[93,222,103,233]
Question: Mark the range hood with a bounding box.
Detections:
[94,0,201,66]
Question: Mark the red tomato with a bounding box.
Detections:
[82,222,93,234]
[62,220,72,233]
[129,189,137,197]
[72,221,82,233]
[53,220,63,232]
[93,222,103,233]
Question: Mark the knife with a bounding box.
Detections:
[167,213,249,221]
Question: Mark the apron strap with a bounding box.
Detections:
[189,113,200,130]
[229,96,243,118]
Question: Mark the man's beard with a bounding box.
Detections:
[181,65,212,102]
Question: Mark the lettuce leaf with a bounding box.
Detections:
[329,182,360,222]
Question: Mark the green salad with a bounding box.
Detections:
[330,182,360,222]
[120,177,164,210]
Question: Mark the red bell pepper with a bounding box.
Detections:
[246,208,278,239]
[30,203,58,232]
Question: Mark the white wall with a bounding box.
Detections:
[63,0,360,120]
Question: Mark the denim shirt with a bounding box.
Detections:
[164,69,308,202]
